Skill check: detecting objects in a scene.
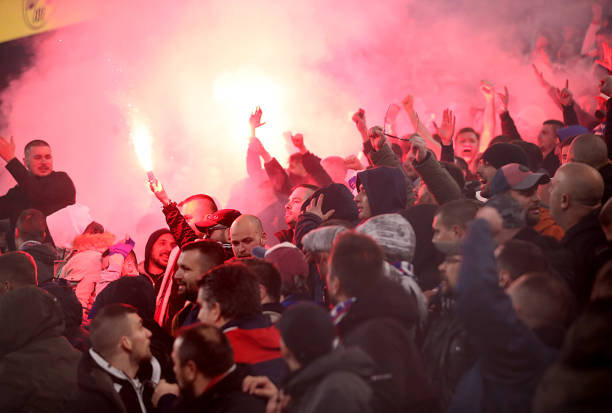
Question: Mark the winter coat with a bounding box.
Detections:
[422,297,476,411]
[0,158,75,250]
[599,162,612,204]
[159,364,266,413]
[356,166,407,217]
[69,349,161,413]
[448,219,557,413]
[283,347,375,413]
[59,232,115,314]
[0,286,80,412]
[19,241,58,283]
[335,277,437,413]
[412,151,463,205]
[561,210,612,309]
[222,313,289,386]
[364,141,416,208]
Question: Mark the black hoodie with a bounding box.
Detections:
[356,166,407,217]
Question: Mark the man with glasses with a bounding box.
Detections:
[196,209,241,260]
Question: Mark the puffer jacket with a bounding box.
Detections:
[0,286,80,412]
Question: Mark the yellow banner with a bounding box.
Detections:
[0,0,96,44]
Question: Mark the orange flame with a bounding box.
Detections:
[130,118,153,172]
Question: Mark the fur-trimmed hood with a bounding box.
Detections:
[71,232,115,252]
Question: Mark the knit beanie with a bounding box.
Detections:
[302,226,348,253]
[482,143,528,169]
[356,213,416,263]
[301,183,359,223]
[277,302,335,366]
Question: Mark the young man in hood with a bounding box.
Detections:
[140,229,176,293]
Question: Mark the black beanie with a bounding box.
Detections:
[144,228,172,272]
[277,302,335,366]
[300,183,359,223]
[482,143,528,170]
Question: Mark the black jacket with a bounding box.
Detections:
[283,347,375,413]
[562,210,612,309]
[70,350,160,413]
[161,364,266,413]
[0,159,75,250]
[20,241,58,283]
[336,277,437,413]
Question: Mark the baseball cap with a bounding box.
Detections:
[195,209,241,232]
[489,163,550,196]
[557,125,589,144]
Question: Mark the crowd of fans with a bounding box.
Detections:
[1,3,612,412]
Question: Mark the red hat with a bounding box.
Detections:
[195,209,241,232]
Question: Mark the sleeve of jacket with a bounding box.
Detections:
[5,159,76,215]
[562,104,579,126]
[500,111,522,141]
[264,158,292,197]
[439,139,455,163]
[369,144,416,208]
[302,151,333,187]
[0,186,18,219]
[455,219,554,377]
[294,212,323,250]
[246,146,266,184]
[162,203,198,248]
[412,152,462,205]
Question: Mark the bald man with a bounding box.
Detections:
[549,163,612,307]
[569,133,612,203]
[230,215,267,258]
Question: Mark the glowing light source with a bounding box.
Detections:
[130,117,154,172]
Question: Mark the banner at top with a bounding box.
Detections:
[0,0,96,44]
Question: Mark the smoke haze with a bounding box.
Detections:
[0,0,599,257]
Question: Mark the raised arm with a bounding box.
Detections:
[401,94,441,159]
[149,179,198,248]
[497,86,522,141]
[478,81,497,151]
[290,133,333,187]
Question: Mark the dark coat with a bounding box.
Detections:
[163,364,266,413]
[598,163,612,204]
[0,158,75,250]
[283,347,375,413]
[562,210,612,309]
[20,241,58,283]
[336,277,437,413]
[70,350,160,413]
[356,166,407,217]
[222,313,289,386]
[449,219,557,413]
[0,286,80,412]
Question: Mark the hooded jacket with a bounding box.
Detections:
[335,277,436,413]
[283,347,375,413]
[222,313,289,386]
[141,228,173,293]
[356,166,407,217]
[19,240,58,283]
[0,286,80,412]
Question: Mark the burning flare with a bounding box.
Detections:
[130,117,154,172]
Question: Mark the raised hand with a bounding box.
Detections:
[479,80,495,100]
[249,106,266,136]
[410,134,428,163]
[352,108,367,133]
[291,133,307,153]
[149,178,171,206]
[305,194,335,221]
[556,79,573,106]
[401,94,415,113]
[532,64,552,89]
[0,136,16,162]
[497,86,510,112]
[384,103,401,124]
[368,126,386,151]
[432,109,456,145]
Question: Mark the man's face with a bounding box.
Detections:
[354,184,372,220]
[537,124,557,153]
[454,131,479,163]
[548,175,564,225]
[509,185,541,226]
[126,313,152,363]
[438,254,462,296]
[207,228,230,243]
[174,250,213,300]
[196,287,222,327]
[230,225,265,258]
[476,160,497,197]
[171,338,196,400]
[24,145,53,177]
[181,200,216,237]
[285,187,315,226]
[432,215,460,244]
[150,233,176,271]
